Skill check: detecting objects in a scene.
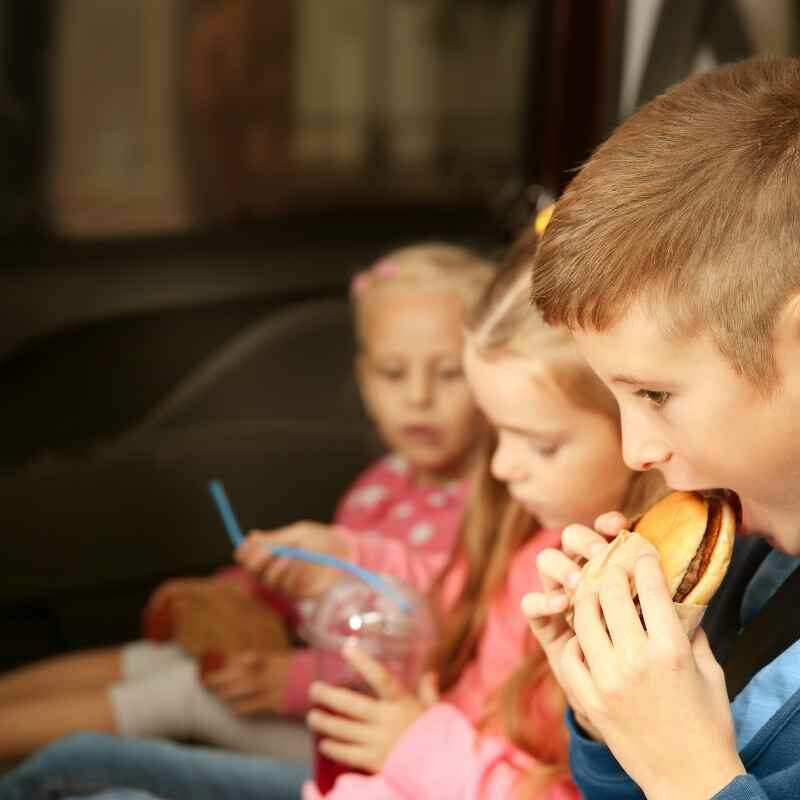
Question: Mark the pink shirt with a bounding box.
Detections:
[302,528,579,800]
[333,453,466,553]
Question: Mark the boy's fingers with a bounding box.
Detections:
[573,591,614,674]
[560,635,597,711]
[598,564,647,658]
[309,682,376,721]
[561,524,611,562]
[342,643,405,700]
[536,548,583,593]
[635,554,685,641]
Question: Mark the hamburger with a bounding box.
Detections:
[566,491,738,629]
[631,491,737,605]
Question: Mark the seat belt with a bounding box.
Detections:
[723,562,800,700]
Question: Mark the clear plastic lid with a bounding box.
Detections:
[307,573,434,659]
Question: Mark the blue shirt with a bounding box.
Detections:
[732,549,800,750]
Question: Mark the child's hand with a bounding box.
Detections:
[306,644,439,774]
[521,511,628,738]
[236,521,349,599]
[563,553,745,800]
[201,649,291,716]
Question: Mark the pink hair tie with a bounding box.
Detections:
[350,257,399,298]
[373,257,398,278]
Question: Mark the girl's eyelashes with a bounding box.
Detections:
[634,388,671,408]
[527,439,560,457]
[372,362,463,382]
[437,366,464,381]
[375,365,404,381]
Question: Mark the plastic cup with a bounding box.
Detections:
[307,573,433,793]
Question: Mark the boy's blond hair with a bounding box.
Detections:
[530,55,800,391]
[350,243,495,346]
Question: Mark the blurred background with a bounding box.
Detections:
[1,0,798,672]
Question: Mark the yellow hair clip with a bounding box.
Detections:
[534,203,555,237]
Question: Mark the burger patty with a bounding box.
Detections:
[673,496,722,603]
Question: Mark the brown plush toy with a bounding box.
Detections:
[142,577,292,673]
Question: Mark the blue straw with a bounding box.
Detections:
[208,479,245,548]
[207,479,410,612]
[268,545,411,613]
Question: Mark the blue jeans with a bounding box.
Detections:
[0,733,310,800]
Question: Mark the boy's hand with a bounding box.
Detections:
[521,511,627,738]
[235,521,349,599]
[561,554,745,800]
[201,649,291,716]
[306,643,439,774]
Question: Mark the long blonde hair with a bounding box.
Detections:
[427,238,666,794]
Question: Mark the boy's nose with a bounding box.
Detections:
[621,410,671,472]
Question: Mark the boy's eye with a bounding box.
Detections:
[635,389,671,408]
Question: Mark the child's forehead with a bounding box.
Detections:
[360,286,466,331]
[360,294,467,356]
[572,303,701,380]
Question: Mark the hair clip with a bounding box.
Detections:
[373,257,398,278]
[350,257,399,299]
[534,204,555,237]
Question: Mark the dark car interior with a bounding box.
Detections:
[0,0,793,731]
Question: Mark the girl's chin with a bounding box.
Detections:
[522,506,564,529]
